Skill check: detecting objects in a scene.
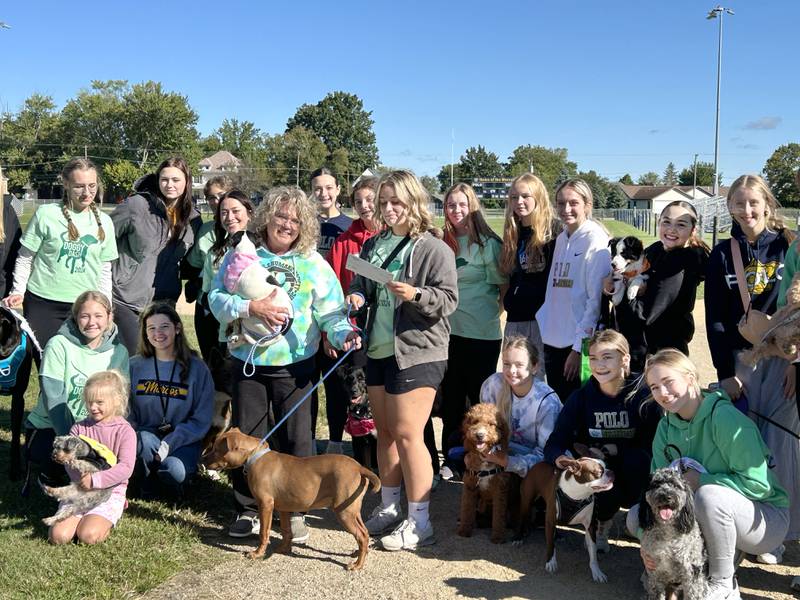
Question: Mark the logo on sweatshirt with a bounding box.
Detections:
[67,368,89,417]
[57,232,99,274]
[744,258,781,295]
[262,259,300,299]
[136,379,189,401]
[455,257,469,269]
[551,261,574,289]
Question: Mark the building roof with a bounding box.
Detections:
[619,184,729,201]
[198,150,241,170]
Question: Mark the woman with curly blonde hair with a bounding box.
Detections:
[347,170,458,551]
[500,174,557,375]
[208,185,360,540]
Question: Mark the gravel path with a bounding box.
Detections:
[147,300,799,599]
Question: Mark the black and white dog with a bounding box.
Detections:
[608,236,648,306]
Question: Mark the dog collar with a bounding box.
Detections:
[467,466,503,478]
[243,446,271,476]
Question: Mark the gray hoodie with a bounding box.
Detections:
[349,231,458,370]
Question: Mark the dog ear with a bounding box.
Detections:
[496,409,510,449]
[674,488,696,534]
[638,499,655,531]
[555,456,579,474]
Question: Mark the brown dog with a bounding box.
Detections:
[204,428,380,570]
[513,447,615,583]
[457,403,511,544]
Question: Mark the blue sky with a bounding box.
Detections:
[1,1,798,183]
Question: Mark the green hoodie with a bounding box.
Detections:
[26,319,130,435]
[652,390,788,508]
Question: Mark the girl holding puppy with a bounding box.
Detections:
[48,370,136,546]
[544,329,661,551]
[633,349,789,599]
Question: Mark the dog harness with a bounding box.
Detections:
[0,332,27,393]
[467,466,503,479]
[77,435,117,470]
[555,487,594,525]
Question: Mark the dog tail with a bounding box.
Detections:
[361,467,381,493]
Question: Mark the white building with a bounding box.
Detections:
[192,150,242,199]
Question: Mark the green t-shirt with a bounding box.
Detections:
[367,233,413,359]
[449,235,507,340]
[186,221,216,269]
[21,204,118,303]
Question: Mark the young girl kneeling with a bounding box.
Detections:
[49,370,136,545]
[544,329,661,552]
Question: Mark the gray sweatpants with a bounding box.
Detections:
[627,484,789,581]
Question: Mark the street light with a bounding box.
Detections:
[707,5,734,197]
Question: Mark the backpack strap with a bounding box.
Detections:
[729,239,751,314]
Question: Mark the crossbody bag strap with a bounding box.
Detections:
[379,234,412,270]
[729,238,751,314]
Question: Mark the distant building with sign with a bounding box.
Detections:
[472,177,513,205]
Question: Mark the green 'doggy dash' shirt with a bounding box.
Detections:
[21,204,118,303]
[368,233,413,359]
[449,234,506,340]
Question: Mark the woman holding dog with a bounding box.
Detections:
[208,186,360,540]
[111,156,202,354]
[3,158,117,350]
[544,329,661,552]
[346,170,457,551]
[704,175,800,549]
[128,302,213,499]
[439,182,507,478]
[632,349,789,600]
[25,291,129,484]
[536,178,611,403]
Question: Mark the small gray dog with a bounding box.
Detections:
[40,436,114,526]
[639,468,707,600]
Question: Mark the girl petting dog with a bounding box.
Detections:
[48,370,136,546]
[631,349,789,600]
[544,329,661,552]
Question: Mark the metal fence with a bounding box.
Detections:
[594,208,658,236]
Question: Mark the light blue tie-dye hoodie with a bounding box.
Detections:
[208,246,354,367]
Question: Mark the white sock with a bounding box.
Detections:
[408,501,430,530]
[381,486,402,511]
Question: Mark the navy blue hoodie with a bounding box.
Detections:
[704,222,791,380]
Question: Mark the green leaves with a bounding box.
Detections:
[763,143,800,208]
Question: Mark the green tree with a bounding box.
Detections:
[506,145,577,193]
[420,175,439,196]
[618,173,634,185]
[59,80,127,160]
[663,162,678,185]
[329,147,351,194]
[763,143,800,207]
[264,126,328,188]
[458,145,504,181]
[606,185,628,208]
[436,163,462,192]
[637,171,661,186]
[577,170,613,209]
[286,91,378,171]
[677,161,721,187]
[102,159,142,201]
[209,118,265,162]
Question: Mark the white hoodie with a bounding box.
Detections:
[536,219,610,351]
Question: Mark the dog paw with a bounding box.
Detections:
[345,561,363,571]
[275,543,292,555]
[245,551,264,560]
[456,526,472,538]
[42,516,56,527]
[511,538,524,548]
[590,565,608,583]
[545,556,558,573]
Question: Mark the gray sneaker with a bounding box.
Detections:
[290,514,309,543]
[380,518,435,551]
[365,504,403,536]
[228,512,260,538]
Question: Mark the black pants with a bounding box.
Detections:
[593,447,652,522]
[23,292,72,359]
[24,427,68,485]
[194,301,221,363]
[314,347,350,443]
[440,336,502,458]
[114,302,142,356]
[544,344,582,403]
[230,357,315,512]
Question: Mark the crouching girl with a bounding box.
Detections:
[49,370,136,545]
[544,329,661,552]
[629,349,790,600]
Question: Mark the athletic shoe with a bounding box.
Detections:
[440,465,455,481]
[706,578,741,600]
[365,504,403,536]
[756,544,785,565]
[790,575,800,592]
[595,518,613,553]
[290,514,309,543]
[228,512,260,538]
[380,518,435,551]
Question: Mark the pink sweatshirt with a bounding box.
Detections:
[68,416,137,498]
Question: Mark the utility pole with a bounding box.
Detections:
[450,129,454,187]
[84,145,88,159]
[707,6,734,197]
[692,153,699,199]
[296,150,300,186]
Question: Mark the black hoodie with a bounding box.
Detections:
[704,222,791,380]
[503,227,555,322]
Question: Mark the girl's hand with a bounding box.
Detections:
[341,332,362,352]
[602,274,615,295]
[2,294,22,308]
[563,350,581,381]
[719,376,743,401]
[640,548,657,572]
[323,338,338,359]
[783,363,796,399]
[346,294,364,310]
[682,468,701,492]
[482,450,508,468]
[386,281,416,302]
[248,289,290,328]
[79,473,93,491]
[636,282,647,296]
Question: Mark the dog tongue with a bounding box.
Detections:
[659,508,674,521]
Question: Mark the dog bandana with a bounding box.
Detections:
[0,333,27,393]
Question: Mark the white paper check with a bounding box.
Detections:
[346,254,393,285]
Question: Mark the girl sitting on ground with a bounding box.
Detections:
[48,370,136,545]
[544,329,661,552]
[630,349,790,600]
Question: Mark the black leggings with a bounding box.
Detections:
[23,292,72,357]
[593,448,652,522]
[114,302,142,356]
[194,301,221,363]
[544,344,582,403]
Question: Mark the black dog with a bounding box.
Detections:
[0,306,39,480]
[337,362,377,470]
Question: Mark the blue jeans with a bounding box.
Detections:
[137,430,200,492]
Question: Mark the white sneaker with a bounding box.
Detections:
[756,544,785,565]
[380,518,435,551]
[440,465,455,481]
[365,504,403,536]
[706,578,740,600]
[290,514,309,543]
[228,512,260,538]
[595,518,613,553]
[791,575,800,592]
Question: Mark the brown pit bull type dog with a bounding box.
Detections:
[513,445,615,583]
[204,428,380,570]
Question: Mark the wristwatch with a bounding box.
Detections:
[413,288,423,302]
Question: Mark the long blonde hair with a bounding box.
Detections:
[496,335,540,427]
[375,170,434,239]
[500,173,555,275]
[442,182,500,253]
[727,174,795,243]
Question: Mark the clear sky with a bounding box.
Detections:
[1,1,798,183]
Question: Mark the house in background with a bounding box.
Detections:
[619,184,730,214]
[192,150,242,199]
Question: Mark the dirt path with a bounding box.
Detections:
[146,300,798,599]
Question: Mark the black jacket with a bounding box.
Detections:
[504,228,555,322]
[0,198,21,298]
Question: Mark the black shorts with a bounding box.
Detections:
[366,355,447,394]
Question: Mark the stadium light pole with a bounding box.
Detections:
[707,6,734,197]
